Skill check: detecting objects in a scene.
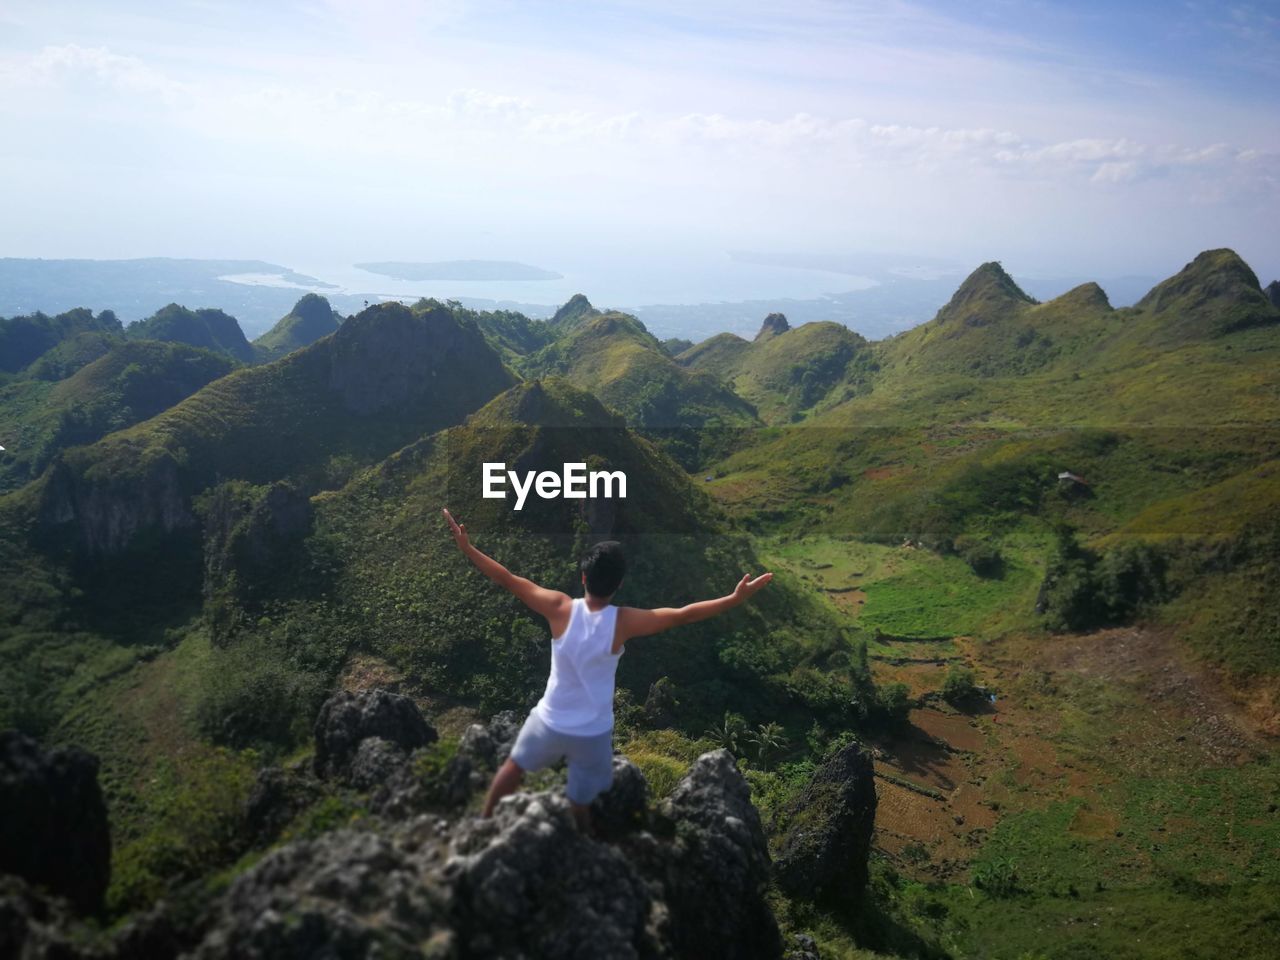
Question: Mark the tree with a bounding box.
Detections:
[747,721,788,768]
[941,665,979,705]
[704,711,748,756]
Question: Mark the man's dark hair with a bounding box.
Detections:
[581,540,626,597]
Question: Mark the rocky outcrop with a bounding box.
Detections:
[0,732,111,915]
[590,755,649,839]
[659,749,782,959]
[37,449,194,554]
[244,764,322,846]
[456,710,521,772]
[755,312,790,340]
[773,739,877,904]
[1,710,788,960]
[193,746,781,960]
[192,828,456,959]
[313,689,438,782]
[1267,279,1280,308]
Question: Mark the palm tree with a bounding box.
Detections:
[748,721,788,768]
[704,711,747,756]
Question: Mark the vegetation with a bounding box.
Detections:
[1,252,1277,957]
[125,302,256,362]
[252,293,340,361]
[0,306,122,374]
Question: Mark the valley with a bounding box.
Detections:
[1,249,1278,959]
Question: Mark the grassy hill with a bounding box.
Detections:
[126,303,256,363]
[0,307,123,375]
[679,314,879,423]
[32,301,516,559]
[0,340,235,492]
[524,310,761,466]
[187,377,866,753]
[252,294,341,361]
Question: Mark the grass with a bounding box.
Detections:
[762,534,1041,639]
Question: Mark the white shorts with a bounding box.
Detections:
[509,710,614,805]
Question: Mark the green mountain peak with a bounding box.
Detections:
[253,294,340,361]
[935,261,1037,328]
[755,312,790,341]
[127,303,254,363]
[550,293,599,328]
[1135,247,1278,340]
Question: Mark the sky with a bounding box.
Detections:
[1,0,1277,288]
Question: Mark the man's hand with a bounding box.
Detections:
[732,572,773,602]
[442,508,470,552]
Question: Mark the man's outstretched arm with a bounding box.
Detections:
[617,572,772,643]
[442,508,571,629]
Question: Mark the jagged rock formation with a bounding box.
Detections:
[456,710,522,771]
[0,687,814,959]
[755,312,790,340]
[191,745,780,960]
[658,750,782,958]
[244,764,322,846]
[0,732,111,916]
[313,688,438,781]
[1265,279,1280,308]
[773,740,878,904]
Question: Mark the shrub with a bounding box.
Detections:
[875,682,913,724]
[955,535,1004,578]
[1038,525,1170,631]
[941,665,980,705]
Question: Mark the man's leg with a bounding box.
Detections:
[569,800,593,835]
[564,730,614,835]
[482,757,525,818]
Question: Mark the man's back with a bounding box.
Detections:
[536,597,622,736]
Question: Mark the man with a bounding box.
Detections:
[442,508,772,832]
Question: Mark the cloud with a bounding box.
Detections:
[9,44,188,104]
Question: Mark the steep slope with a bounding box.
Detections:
[874,262,1103,378]
[524,311,760,466]
[126,303,255,363]
[35,301,516,556]
[0,341,235,491]
[679,315,878,423]
[1133,248,1279,341]
[232,378,860,742]
[251,294,340,361]
[547,292,600,332]
[0,308,123,375]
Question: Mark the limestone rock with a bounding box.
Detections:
[0,732,111,915]
[313,689,437,781]
[773,740,877,903]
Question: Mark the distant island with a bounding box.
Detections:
[355,260,563,282]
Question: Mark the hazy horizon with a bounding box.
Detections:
[2,1,1277,287]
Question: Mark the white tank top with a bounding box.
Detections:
[534,597,622,735]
